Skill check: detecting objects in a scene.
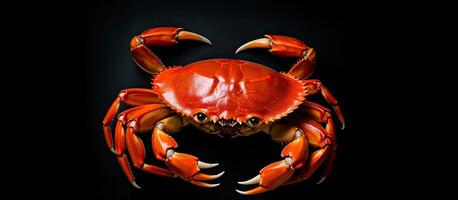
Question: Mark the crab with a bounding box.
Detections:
[102,27,345,195]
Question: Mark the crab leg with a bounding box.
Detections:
[236,34,316,79]
[131,27,212,74]
[113,104,177,188]
[152,116,224,188]
[236,124,308,195]
[102,88,163,152]
[298,100,338,183]
[299,100,336,143]
[303,80,345,129]
[285,118,334,185]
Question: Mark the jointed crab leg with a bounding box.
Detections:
[131,27,212,74]
[103,88,163,151]
[299,100,336,146]
[152,116,224,187]
[303,80,345,129]
[237,108,339,195]
[236,34,316,80]
[113,104,176,188]
[236,124,309,195]
[298,100,338,183]
[285,118,334,185]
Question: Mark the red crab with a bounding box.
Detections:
[102,27,345,195]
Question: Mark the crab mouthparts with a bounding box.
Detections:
[216,119,241,135]
[217,119,239,127]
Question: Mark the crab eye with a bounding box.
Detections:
[247,117,261,127]
[194,112,208,123]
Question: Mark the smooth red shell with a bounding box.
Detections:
[152,59,305,123]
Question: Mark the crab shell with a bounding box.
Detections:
[152,59,306,124]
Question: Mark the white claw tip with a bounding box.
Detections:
[235,48,242,54]
[177,31,212,45]
[131,181,141,189]
[197,37,212,45]
[317,177,326,184]
[197,36,212,45]
[110,148,116,154]
[237,174,261,185]
[198,161,219,169]
[235,38,271,54]
[200,182,220,188]
[215,171,225,178]
[235,189,247,195]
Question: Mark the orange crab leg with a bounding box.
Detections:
[285,118,334,185]
[102,88,162,151]
[112,104,176,188]
[152,117,224,188]
[303,80,345,129]
[236,34,316,80]
[299,100,337,144]
[131,27,211,74]
[237,109,339,195]
[236,124,308,195]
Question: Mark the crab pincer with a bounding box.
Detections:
[236,159,295,195]
[130,27,212,74]
[165,150,224,187]
[236,130,308,195]
[153,122,224,187]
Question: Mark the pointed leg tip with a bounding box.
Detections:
[198,35,212,45]
[198,161,219,169]
[110,148,116,154]
[202,182,220,188]
[216,171,225,177]
[131,181,141,189]
[191,180,220,188]
[177,31,212,45]
[235,38,271,54]
[237,174,261,185]
[235,44,248,54]
[193,171,225,181]
[207,183,221,188]
[199,37,212,45]
[317,177,326,184]
[341,124,345,130]
[235,186,268,195]
[235,189,247,195]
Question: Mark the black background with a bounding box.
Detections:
[12,0,417,199]
[82,1,367,199]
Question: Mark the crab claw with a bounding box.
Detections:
[165,150,223,188]
[235,38,271,54]
[177,30,212,45]
[236,159,295,195]
[137,27,212,47]
[236,35,309,58]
